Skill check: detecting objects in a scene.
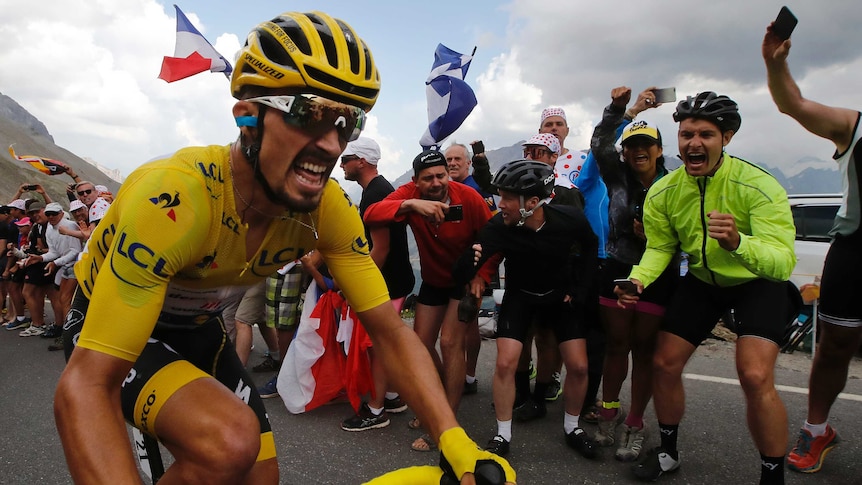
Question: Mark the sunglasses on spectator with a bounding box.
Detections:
[246,94,366,142]
[340,155,361,165]
[45,211,61,217]
[523,146,551,159]
[77,189,94,196]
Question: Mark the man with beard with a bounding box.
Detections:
[54,11,513,485]
[364,149,493,452]
[621,91,796,485]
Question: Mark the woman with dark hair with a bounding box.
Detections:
[589,86,678,462]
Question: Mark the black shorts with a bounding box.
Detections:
[662,274,795,346]
[497,289,585,344]
[417,282,463,306]
[598,257,678,312]
[63,290,275,462]
[819,230,862,327]
[23,262,52,286]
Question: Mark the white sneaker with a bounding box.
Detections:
[615,424,647,462]
[19,325,45,337]
[595,409,625,446]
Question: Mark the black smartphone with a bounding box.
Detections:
[773,6,798,41]
[24,184,37,191]
[470,140,485,155]
[652,87,676,104]
[613,278,638,295]
[444,204,463,222]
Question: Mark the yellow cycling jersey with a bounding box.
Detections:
[74,144,390,362]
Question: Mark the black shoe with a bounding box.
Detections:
[463,379,478,395]
[383,396,408,414]
[544,372,562,401]
[632,447,680,481]
[41,325,62,339]
[341,403,390,432]
[566,427,598,459]
[514,398,546,422]
[252,354,281,373]
[485,435,510,457]
[48,336,64,352]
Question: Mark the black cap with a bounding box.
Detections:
[0,206,10,214]
[412,149,447,175]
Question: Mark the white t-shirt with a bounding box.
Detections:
[554,150,588,189]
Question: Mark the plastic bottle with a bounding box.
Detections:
[679,252,689,277]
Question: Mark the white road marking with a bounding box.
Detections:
[683,373,862,403]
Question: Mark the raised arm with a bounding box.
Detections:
[763,23,858,152]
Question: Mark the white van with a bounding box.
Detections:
[789,194,842,289]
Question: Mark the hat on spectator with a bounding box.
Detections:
[8,199,26,211]
[342,138,381,165]
[45,202,64,214]
[95,184,109,193]
[0,206,10,214]
[69,200,86,212]
[540,107,567,124]
[14,217,31,226]
[523,133,561,155]
[412,149,447,175]
[27,200,45,212]
[621,120,661,146]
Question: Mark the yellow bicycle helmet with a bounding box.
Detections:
[231,11,380,111]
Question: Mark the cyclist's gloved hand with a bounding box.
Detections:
[438,427,516,484]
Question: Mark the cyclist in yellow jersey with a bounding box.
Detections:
[54,11,514,485]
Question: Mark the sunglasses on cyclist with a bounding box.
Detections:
[246,94,366,142]
[523,146,550,159]
[77,189,93,197]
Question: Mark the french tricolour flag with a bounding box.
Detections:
[419,44,478,150]
[158,4,232,83]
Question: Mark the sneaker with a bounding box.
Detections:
[514,398,547,422]
[19,325,45,337]
[252,354,281,373]
[787,426,839,473]
[257,377,279,399]
[5,317,31,330]
[341,403,390,432]
[616,424,647,462]
[48,336,65,352]
[595,409,626,446]
[41,325,62,339]
[463,379,478,395]
[544,372,562,401]
[632,447,680,481]
[528,360,537,380]
[383,396,408,414]
[485,435,510,457]
[565,427,598,459]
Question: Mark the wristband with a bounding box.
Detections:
[624,109,637,121]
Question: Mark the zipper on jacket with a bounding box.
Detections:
[697,178,718,285]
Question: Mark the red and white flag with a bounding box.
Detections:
[158,4,232,83]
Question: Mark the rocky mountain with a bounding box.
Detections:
[0,92,121,207]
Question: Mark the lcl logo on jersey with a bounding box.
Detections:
[351,236,370,256]
[109,231,169,288]
[149,192,181,221]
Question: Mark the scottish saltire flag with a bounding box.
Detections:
[158,4,232,83]
[419,44,478,150]
[8,145,69,175]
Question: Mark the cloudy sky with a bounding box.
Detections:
[2,0,860,184]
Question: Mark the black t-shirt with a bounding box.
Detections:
[360,175,415,299]
[0,221,17,266]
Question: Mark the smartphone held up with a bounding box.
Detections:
[772,6,798,41]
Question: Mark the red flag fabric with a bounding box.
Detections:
[8,145,69,175]
[340,303,374,413]
[158,5,232,83]
[303,290,347,411]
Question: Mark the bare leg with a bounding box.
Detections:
[806,324,862,424]
[651,332,697,426]
[439,299,466,412]
[735,337,786,456]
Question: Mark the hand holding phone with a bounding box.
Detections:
[772,6,798,41]
[24,184,37,191]
[652,87,676,105]
[613,278,639,295]
[470,140,485,155]
[444,204,463,222]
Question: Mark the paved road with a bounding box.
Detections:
[1,316,860,484]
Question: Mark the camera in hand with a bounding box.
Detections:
[24,185,37,191]
[470,140,485,155]
[444,204,463,222]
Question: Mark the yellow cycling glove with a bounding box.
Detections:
[438,427,517,484]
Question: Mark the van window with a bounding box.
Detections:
[792,205,839,242]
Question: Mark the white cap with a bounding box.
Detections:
[342,137,381,165]
[69,200,86,212]
[8,199,26,211]
[523,133,561,154]
[44,202,64,213]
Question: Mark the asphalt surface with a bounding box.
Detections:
[1,311,861,484]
